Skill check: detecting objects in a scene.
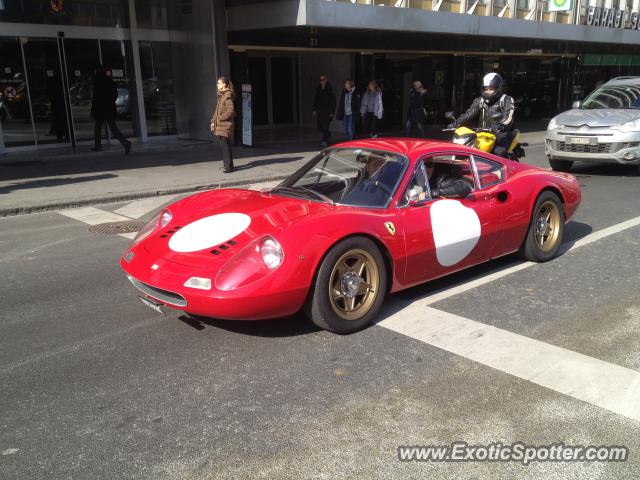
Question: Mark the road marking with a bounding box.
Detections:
[378,305,640,422]
[119,232,137,240]
[417,214,640,306]
[57,207,131,226]
[114,194,179,219]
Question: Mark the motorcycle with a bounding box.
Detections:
[443,112,526,161]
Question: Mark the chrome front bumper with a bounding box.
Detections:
[546,128,640,165]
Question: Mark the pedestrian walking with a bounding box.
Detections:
[210,76,236,173]
[312,74,336,147]
[405,80,428,138]
[90,65,131,153]
[336,79,361,141]
[360,81,383,138]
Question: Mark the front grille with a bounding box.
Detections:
[126,275,187,307]
[549,140,615,154]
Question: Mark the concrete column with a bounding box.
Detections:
[171,0,230,141]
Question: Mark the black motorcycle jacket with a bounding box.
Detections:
[455,94,515,131]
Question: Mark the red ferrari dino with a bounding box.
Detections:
[121,139,581,333]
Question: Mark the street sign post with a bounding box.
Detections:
[242,83,252,147]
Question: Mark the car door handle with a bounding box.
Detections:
[482,191,509,203]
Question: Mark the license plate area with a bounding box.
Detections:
[569,136,595,145]
[138,295,166,315]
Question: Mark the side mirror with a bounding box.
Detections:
[444,111,455,121]
[572,100,582,109]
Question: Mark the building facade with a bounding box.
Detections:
[1,0,640,151]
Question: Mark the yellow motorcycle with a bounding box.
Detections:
[443,113,526,161]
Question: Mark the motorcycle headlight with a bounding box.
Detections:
[215,236,284,291]
[616,119,640,133]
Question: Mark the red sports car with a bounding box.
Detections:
[121,139,581,334]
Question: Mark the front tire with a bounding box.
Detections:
[520,191,565,262]
[305,236,388,334]
[549,158,573,172]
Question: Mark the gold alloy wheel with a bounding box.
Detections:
[328,248,380,321]
[534,200,561,253]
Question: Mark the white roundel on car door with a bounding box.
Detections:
[168,213,251,253]
[430,199,481,266]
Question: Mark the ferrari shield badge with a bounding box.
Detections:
[384,222,396,236]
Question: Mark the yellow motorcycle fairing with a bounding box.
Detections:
[508,129,521,153]
[475,131,496,153]
[452,126,496,153]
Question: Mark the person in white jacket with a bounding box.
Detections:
[360,81,383,138]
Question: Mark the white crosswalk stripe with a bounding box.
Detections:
[113,195,179,219]
[57,206,131,225]
[378,305,640,422]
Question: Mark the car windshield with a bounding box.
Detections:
[272,148,408,208]
[582,84,640,109]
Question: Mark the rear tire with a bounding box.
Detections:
[305,236,388,334]
[549,158,573,172]
[520,191,565,262]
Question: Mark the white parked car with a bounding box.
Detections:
[546,76,640,173]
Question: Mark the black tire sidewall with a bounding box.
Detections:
[523,191,565,262]
[307,236,388,334]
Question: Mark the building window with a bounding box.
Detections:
[0,0,129,27]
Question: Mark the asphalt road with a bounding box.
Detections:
[2,145,640,479]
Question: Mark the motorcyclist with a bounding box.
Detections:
[448,73,515,158]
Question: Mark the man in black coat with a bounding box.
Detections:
[312,74,336,147]
[336,79,361,141]
[405,80,428,138]
[91,65,131,153]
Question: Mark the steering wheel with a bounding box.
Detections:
[370,180,393,198]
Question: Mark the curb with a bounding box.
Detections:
[0,174,290,218]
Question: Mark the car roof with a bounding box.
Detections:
[331,138,478,158]
[604,76,640,86]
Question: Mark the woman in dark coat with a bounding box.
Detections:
[210,76,236,173]
[91,65,131,153]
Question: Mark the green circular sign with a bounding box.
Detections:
[554,0,568,7]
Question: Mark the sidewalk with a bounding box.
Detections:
[0,130,547,217]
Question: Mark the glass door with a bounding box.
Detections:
[22,37,71,146]
[62,39,100,143]
[0,36,35,147]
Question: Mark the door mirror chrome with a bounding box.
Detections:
[572,100,582,109]
[407,185,425,204]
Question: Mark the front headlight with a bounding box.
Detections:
[215,236,284,291]
[261,237,283,269]
[130,209,171,247]
[160,210,172,228]
[616,119,640,133]
[547,117,562,130]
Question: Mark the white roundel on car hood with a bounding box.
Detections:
[430,199,481,266]
[168,213,251,253]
